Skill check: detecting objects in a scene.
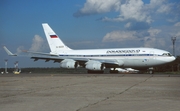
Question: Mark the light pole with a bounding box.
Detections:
[171,37,176,56]
[4,59,8,73]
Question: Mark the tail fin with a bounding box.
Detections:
[42,23,72,53]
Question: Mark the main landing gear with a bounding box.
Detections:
[147,67,154,74]
[109,68,119,74]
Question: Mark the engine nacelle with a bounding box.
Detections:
[60,59,79,69]
[85,61,105,71]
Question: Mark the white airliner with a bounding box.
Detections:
[3,23,175,74]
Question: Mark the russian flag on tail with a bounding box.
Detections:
[50,35,58,38]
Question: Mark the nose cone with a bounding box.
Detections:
[158,56,176,64]
[169,56,176,62]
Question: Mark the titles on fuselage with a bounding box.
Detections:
[106,49,140,54]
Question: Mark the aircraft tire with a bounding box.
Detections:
[149,70,154,74]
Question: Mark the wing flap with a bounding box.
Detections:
[30,55,123,68]
[31,56,63,63]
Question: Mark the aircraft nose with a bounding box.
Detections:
[170,56,176,62]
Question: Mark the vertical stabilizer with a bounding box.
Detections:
[42,23,72,53]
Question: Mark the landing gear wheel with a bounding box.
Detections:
[149,70,154,74]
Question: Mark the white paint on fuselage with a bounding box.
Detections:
[55,47,175,68]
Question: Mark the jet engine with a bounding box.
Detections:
[85,61,105,71]
[60,59,79,69]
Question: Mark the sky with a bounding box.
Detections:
[0,0,180,68]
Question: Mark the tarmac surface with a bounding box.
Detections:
[0,73,180,111]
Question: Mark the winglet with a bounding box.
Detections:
[3,46,17,56]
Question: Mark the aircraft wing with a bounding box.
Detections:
[22,50,59,56]
[30,55,123,68]
[3,46,17,56]
[3,46,58,57]
[3,46,123,68]
[31,56,63,62]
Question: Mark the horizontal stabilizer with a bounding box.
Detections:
[3,46,17,56]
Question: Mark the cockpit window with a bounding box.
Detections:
[162,53,172,56]
[168,53,172,56]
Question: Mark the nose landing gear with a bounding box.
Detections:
[148,67,154,74]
